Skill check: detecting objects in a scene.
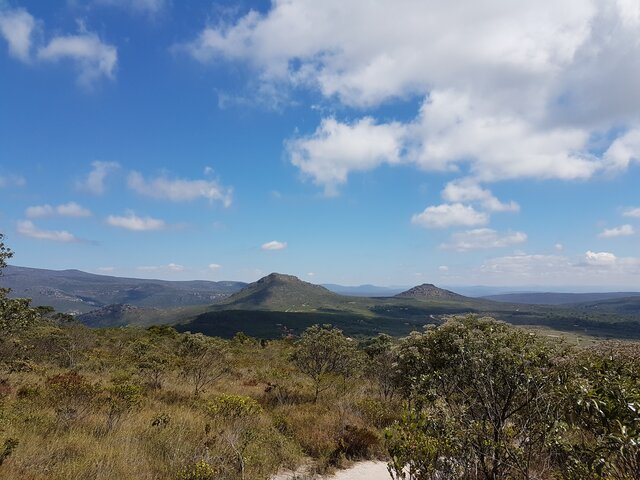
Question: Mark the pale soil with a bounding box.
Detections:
[272,461,392,480]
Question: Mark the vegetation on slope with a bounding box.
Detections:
[1,234,639,479]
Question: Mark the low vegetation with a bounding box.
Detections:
[1,235,638,479]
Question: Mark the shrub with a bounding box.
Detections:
[177,460,219,480]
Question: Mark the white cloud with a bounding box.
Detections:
[37,32,117,87]
[128,171,233,207]
[94,0,166,15]
[441,178,519,212]
[1,8,117,87]
[555,243,564,251]
[137,263,185,272]
[0,174,26,188]
[623,207,640,218]
[180,0,640,194]
[474,249,640,285]
[603,128,640,171]
[208,263,222,271]
[585,250,617,266]
[261,240,287,251]
[26,202,91,218]
[438,265,449,272]
[598,224,635,238]
[77,161,120,195]
[287,117,406,196]
[16,220,78,242]
[97,266,115,272]
[0,8,35,62]
[442,228,527,251]
[411,203,488,229]
[106,211,166,231]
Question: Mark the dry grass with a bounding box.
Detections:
[0,331,390,480]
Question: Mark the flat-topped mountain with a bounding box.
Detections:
[395,283,467,301]
[213,272,343,311]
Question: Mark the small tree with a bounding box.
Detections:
[0,234,39,370]
[178,333,227,396]
[390,316,563,480]
[290,324,361,403]
[554,341,640,479]
[362,333,398,401]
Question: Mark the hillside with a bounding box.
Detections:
[571,296,640,314]
[0,265,246,313]
[483,291,640,305]
[395,283,470,302]
[211,272,354,311]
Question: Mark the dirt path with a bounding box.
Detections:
[272,461,392,480]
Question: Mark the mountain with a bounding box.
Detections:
[323,283,408,297]
[212,273,349,311]
[483,292,640,305]
[0,265,246,314]
[395,283,468,302]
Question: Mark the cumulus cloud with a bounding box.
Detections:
[585,250,617,266]
[411,203,488,229]
[0,8,35,62]
[261,240,287,251]
[287,117,406,195]
[179,0,640,194]
[208,263,222,271]
[441,178,519,212]
[17,220,78,242]
[442,228,527,251]
[603,128,640,171]
[598,224,635,238]
[106,211,166,231]
[77,161,120,195]
[623,207,640,218]
[0,7,117,87]
[128,171,233,207]
[37,32,117,87]
[26,202,91,218]
[474,249,640,285]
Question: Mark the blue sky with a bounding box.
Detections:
[1,0,640,288]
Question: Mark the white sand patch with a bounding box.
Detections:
[272,461,392,480]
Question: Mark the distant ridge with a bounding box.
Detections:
[483,291,640,305]
[395,283,467,301]
[0,265,246,313]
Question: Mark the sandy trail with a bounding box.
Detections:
[325,461,391,479]
[272,461,392,480]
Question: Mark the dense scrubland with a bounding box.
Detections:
[1,235,639,480]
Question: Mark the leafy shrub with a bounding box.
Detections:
[355,398,399,428]
[177,460,219,480]
[336,424,381,459]
[207,394,262,419]
[46,371,101,426]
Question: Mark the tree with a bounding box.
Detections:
[0,234,39,370]
[389,316,563,480]
[554,342,640,479]
[362,333,398,401]
[178,333,227,395]
[290,324,361,403]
